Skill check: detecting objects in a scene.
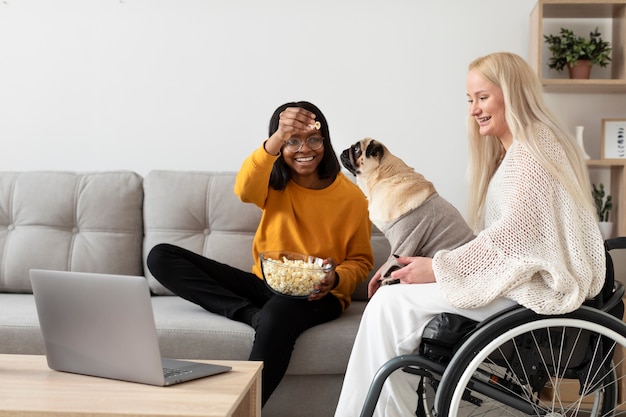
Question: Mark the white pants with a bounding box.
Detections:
[334,282,517,417]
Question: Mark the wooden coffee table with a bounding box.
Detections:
[0,354,262,417]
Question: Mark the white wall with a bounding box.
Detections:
[1,0,625,217]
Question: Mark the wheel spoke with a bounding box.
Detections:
[431,310,626,417]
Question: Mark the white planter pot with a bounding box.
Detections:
[598,222,613,240]
[575,126,590,160]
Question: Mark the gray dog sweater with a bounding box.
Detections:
[380,193,475,278]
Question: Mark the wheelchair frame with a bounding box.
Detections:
[359,237,626,417]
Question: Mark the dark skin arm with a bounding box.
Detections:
[264,107,317,156]
[308,258,338,301]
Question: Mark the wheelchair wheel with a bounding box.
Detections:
[434,306,626,417]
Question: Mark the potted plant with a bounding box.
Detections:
[592,183,613,239]
[543,27,611,79]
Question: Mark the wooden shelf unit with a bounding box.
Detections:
[530,0,626,238]
[587,159,626,236]
[529,0,626,94]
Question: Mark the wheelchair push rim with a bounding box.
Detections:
[434,308,626,417]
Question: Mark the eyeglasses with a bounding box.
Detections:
[283,136,325,153]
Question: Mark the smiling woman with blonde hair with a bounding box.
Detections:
[466,52,594,229]
[334,52,605,417]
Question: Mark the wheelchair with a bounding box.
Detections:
[360,237,626,417]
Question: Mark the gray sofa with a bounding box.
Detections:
[0,170,390,417]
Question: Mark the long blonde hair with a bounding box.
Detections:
[466,52,593,229]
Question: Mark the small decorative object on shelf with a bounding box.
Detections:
[543,27,611,79]
[601,118,626,160]
[592,183,613,239]
[575,125,590,159]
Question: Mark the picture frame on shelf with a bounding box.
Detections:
[601,118,626,160]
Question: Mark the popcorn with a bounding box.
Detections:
[261,254,329,297]
[309,121,321,130]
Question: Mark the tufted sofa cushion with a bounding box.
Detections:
[143,170,389,300]
[143,171,262,295]
[0,172,144,293]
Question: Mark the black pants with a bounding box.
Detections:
[146,243,342,405]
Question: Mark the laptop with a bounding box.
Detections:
[30,269,232,386]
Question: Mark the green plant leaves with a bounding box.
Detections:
[592,183,613,222]
[543,27,612,72]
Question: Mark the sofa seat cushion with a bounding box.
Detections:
[151,295,366,376]
[0,294,44,353]
[0,172,144,293]
[286,300,366,375]
[0,292,366,377]
[151,296,255,360]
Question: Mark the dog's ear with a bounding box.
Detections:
[365,140,385,160]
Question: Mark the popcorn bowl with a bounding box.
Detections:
[260,251,332,298]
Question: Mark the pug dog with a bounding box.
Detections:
[341,138,475,285]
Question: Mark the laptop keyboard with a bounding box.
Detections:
[163,367,192,378]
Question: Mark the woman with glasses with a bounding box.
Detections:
[147,101,374,406]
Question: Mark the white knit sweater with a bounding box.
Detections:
[433,127,605,315]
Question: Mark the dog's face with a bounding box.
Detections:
[341,137,436,229]
[340,138,386,177]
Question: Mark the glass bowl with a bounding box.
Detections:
[260,251,331,298]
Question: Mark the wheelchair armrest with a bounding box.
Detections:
[605,236,626,251]
[600,281,624,320]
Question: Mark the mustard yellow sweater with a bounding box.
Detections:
[234,146,374,310]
